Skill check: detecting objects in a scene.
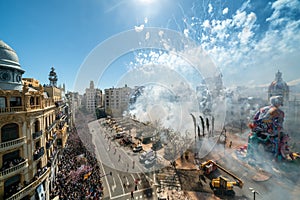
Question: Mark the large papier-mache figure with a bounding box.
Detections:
[247,96,297,161]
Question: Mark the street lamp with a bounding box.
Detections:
[249,187,260,200]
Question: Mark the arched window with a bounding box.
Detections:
[1,123,19,142]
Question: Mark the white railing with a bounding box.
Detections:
[0,137,26,151]
[6,168,50,200]
[0,106,24,113]
[0,159,28,180]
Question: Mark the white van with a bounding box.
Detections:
[139,149,154,163]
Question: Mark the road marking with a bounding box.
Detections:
[98,154,112,199]
[131,174,136,182]
[112,176,116,192]
[117,173,125,194]
[89,122,112,199]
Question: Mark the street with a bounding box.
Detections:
[88,120,157,200]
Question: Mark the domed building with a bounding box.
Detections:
[268,70,289,103]
[0,40,25,91]
[0,40,70,199]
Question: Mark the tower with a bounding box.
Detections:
[48,67,58,87]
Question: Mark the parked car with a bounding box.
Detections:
[133,145,143,152]
[112,133,124,140]
[139,149,154,163]
[144,156,156,168]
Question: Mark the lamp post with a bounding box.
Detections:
[100,171,112,178]
[249,187,260,200]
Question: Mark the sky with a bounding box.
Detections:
[0,0,300,93]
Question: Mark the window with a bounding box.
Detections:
[30,97,34,105]
[10,97,22,107]
[36,97,39,105]
[0,97,6,108]
[34,120,40,132]
[1,123,19,142]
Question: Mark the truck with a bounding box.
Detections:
[200,160,244,196]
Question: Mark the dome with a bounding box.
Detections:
[0,40,24,91]
[268,71,289,91]
[268,70,289,102]
[0,40,21,68]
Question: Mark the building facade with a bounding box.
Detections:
[0,40,69,200]
[104,85,132,117]
[85,81,102,113]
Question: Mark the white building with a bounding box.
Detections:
[104,85,132,117]
[85,81,102,113]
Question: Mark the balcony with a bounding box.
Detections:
[48,149,59,166]
[33,147,45,161]
[44,99,55,108]
[30,105,42,110]
[0,106,24,113]
[0,137,26,151]
[47,121,57,132]
[6,168,50,200]
[55,101,65,108]
[46,140,53,149]
[32,130,43,140]
[0,159,28,180]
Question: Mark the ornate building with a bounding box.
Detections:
[0,40,70,200]
[268,70,289,103]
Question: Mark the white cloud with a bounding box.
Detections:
[202,19,210,28]
[238,27,253,44]
[145,32,150,40]
[222,7,229,15]
[183,29,189,37]
[208,3,213,14]
[134,24,144,32]
[232,10,247,27]
[245,12,257,27]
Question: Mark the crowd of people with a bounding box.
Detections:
[51,124,104,200]
[0,157,25,172]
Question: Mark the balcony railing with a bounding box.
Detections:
[32,130,43,139]
[46,140,53,149]
[0,137,26,151]
[48,150,60,166]
[0,106,24,113]
[0,159,28,180]
[44,99,55,108]
[47,121,57,132]
[30,105,42,110]
[6,168,50,200]
[33,147,45,161]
